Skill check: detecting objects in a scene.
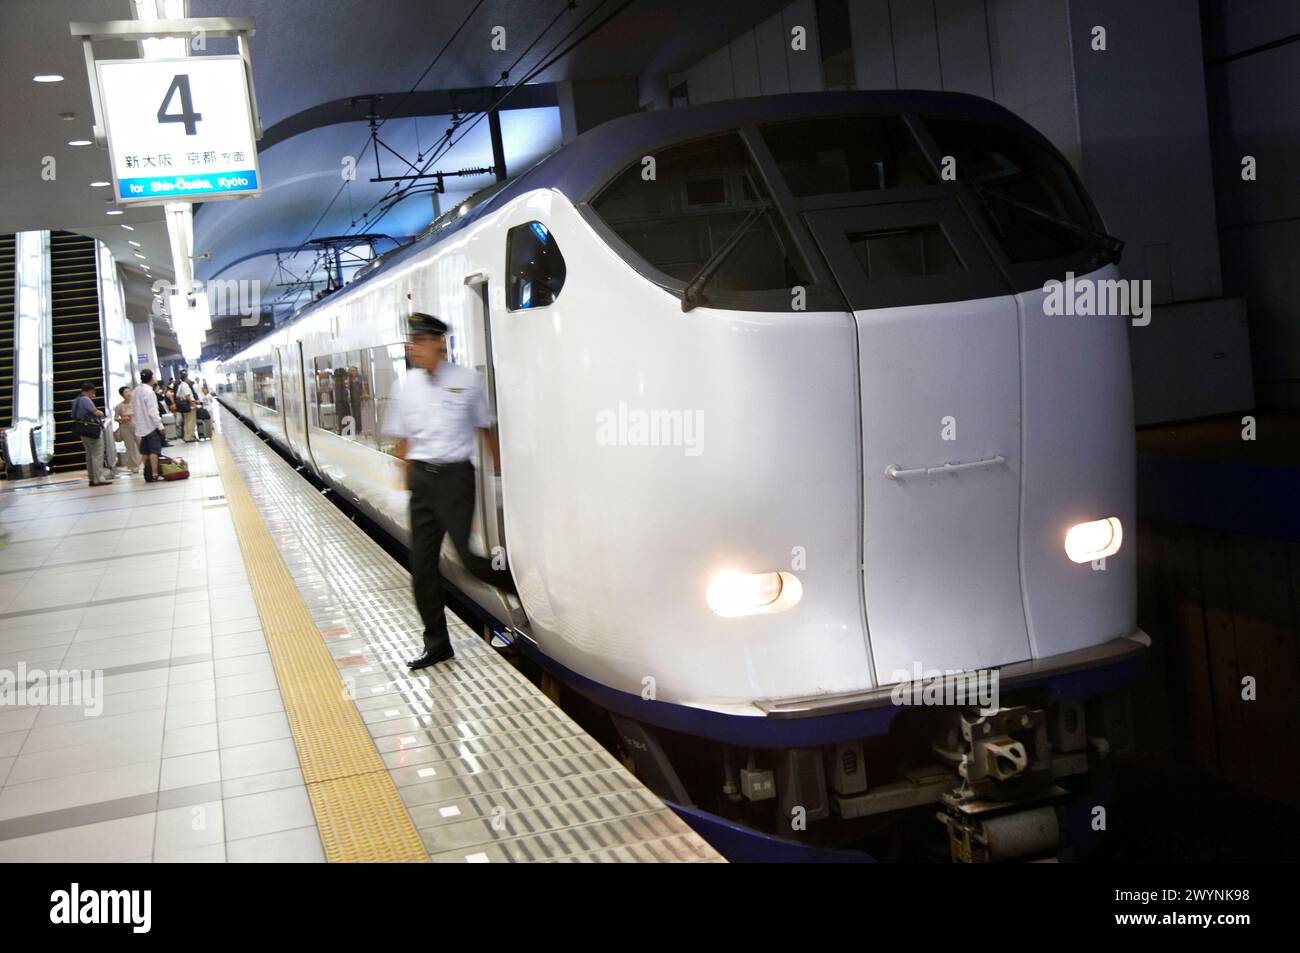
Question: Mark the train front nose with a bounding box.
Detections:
[800,199,1032,677]
[850,295,1032,678]
[805,209,1136,679]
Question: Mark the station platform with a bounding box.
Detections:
[0,409,722,863]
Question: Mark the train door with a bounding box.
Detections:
[273,347,289,431]
[802,201,1032,678]
[280,344,304,459]
[294,340,318,470]
[463,272,508,568]
[240,362,253,416]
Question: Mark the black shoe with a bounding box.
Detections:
[407,647,454,670]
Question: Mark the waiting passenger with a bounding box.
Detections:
[176,370,199,443]
[382,312,515,671]
[133,369,166,482]
[113,385,141,474]
[72,382,111,487]
[154,382,173,446]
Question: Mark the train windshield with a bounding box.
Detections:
[760,115,936,196]
[590,132,811,308]
[924,117,1117,265]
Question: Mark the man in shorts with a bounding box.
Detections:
[132,369,165,482]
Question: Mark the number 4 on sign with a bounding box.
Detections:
[158,74,202,135]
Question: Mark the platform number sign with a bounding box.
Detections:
[96,55,261,204]
[157,75,203,135]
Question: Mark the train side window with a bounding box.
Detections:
[251,364,276,410]
[760,115,935,197]
[313,356,335,432]
[346,350,376,447]
[369,343,408,456]
[589,132,811,305]
[312,352,377,445]
[506,221,566,311]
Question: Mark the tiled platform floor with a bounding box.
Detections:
[215,406,721,863]
[0,435,324,862]
[0,408,722,863]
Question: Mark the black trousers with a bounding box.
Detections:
[409,461,515,654]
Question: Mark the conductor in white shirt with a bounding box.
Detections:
[382,313,516,670]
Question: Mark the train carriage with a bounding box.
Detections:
[219,90,1145,860]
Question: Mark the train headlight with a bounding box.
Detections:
[1064,517,1123,563]
[706,571,802,617]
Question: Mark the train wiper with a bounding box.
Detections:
[975,185,1125,263]
[681,203,771,313]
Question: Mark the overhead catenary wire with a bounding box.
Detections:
[344,0,594,236]
[270,0,638,312]
[264,0,489,310]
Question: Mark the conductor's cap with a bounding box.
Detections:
[408,312,447,338]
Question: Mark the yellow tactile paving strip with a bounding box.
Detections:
[212,431,429,863]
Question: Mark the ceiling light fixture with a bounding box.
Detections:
[120,224,134,230]
[67,139,92,147]
[90,181,110,188]
[106,209,123,216]
[128,240,141,247]
[33,74,64,83]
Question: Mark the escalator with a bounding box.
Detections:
[49,231,104,473]
[0,233,14,476]
[0,234,14,436]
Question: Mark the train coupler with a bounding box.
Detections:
[938,704,1065,861]
[938,785,1068,863]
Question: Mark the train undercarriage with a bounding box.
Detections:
[548,666,1140,863]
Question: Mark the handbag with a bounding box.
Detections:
[196,405,211,421]
[72,414,102,439]
[159,455,190,480]
[177,382,198,414]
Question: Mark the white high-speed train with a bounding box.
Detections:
[219,91,1147,860]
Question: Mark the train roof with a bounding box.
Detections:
[226,90,1048,359]
[531,88,1048,205]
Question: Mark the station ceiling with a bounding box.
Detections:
[1,0,790,350]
